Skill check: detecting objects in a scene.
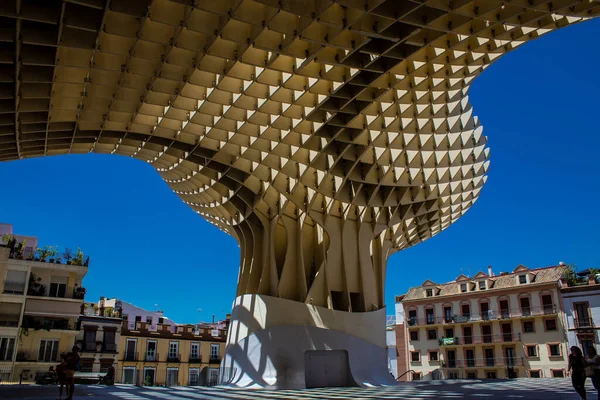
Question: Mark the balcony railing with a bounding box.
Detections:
[167,353,181,362]
[189,356,202,363]
[574,318,594,328]
[123,352,138,362]
[145,352,159,362]
[439,333,522,346]
[210,356,221,364]
[406,306,557,326]
[0,314,19,327]
[445,357,525,369]
[103,343,117,353]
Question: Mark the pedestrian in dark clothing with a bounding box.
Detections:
[569,346,588,400]
[587,346,600,400]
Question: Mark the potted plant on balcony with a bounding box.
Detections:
[36,246,53,262]
[63,248,73,265]
[15,239,26,259]
[48,246,57,263]
[73,248,84,266]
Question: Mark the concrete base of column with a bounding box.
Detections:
[220,294,397,389]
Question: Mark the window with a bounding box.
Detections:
[411,371,422,381]
[409,330,419,341]
[545,319,557,331]
[460,283,467,293]
[209,368,219,385]
[38,339,59,362]
[122,314,128,321]
[166,368,179,387]
[145,340,157,361]
[83,329,96,351]
[486,371,497,379]
[479,281,486,290]
[146,316,152,325]
[443,306,452,323]
[135,316,142,323]
[426,288,433,297]
[210,344,220,360]
[48,277,68,298]
[426,308,434,324]
[103,330,116,352]
[467,372,477,379]
[122,367,136,385]
[529,370,541,378]
[482,325,492,343]
[548,344,561,357]
[552,369,565,378]
[526,345,538,357]
[143,367,156,386]
[427,329,437,340]
[449,372,459,379]
[168,341,179,360]
[408,310,417,326]
[410,351,420,362]
[0,337,15,361]
[523,321,535,333]
[3,270,27,294]
[158,317,164,324]
[520,297,531,316]
[190,343,200,361]
[461,304,470,318]
[519,275,527,284]
[445,328,454,338]
[465,349,475,367]
[542,294,554,314]
[189,368,200,386]
[429,351,438,361]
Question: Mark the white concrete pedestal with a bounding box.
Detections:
[220,294,397,389]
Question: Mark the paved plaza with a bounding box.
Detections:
[0,379,596,400]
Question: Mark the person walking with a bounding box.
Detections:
[586,346,600,400]
[569,346,588,400]
[56,353,68,399]
[65,346,80,400]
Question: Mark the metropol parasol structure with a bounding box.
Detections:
[0,0,597,389]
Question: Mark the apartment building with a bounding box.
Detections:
[102,297,177,332]
[560,270,600,357]
[396,265,568,381]
[75,314,122,373]
[0,223,88,381]
[117,309,230,386]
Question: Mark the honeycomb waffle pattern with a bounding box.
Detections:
[0,0,597,310]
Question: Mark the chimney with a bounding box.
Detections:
[487,266,493,277]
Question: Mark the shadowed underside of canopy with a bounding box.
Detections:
[0,0,597,311]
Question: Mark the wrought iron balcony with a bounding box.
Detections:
[574,318,594,328]
[123,352,138,362]
[189,356,202,363]
[439,333,522,346]
[145,352,159,362]
[406,306,557,326]
[167,353,181,363]
[444,357,525,369]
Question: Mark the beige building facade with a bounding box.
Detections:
[0,223,87,381]
[396,265,569,381]
[117,319,228,387]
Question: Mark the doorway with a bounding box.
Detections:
[305,350,355,388]
[122,367,136,385]
[505,347,517,378]
[143,368,155,386]
[125,339,136,361]
[447,350,456,368]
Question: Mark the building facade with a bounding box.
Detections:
[102,298,177,332]
[117,318,229,387]
[0,223,88,381]
[560,272,600,357]
[396,265,569,380]
[75,315,122,374]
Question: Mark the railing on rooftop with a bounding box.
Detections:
[406,306,556,326]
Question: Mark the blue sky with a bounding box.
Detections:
[1,19,599,323]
